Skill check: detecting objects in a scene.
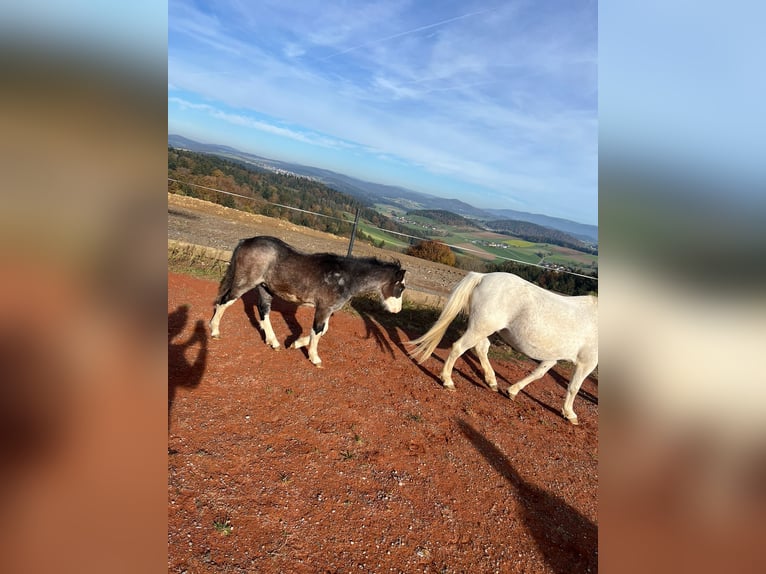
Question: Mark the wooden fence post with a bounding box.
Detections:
[347,208,361,257]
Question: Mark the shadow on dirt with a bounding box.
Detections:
[549,368,599,405]
[241,290,304,347]
[348,295,459,386]
[168,305,208,427]
[457,418,597,574]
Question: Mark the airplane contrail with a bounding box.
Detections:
[321,8,493,60]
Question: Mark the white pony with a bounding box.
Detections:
[407,272,598,424]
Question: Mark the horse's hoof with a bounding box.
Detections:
[443,383,456,391]
[506,389,517,400]
[211,334,220,340]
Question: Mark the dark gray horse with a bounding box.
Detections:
[210,236,406,366]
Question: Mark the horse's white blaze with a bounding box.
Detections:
[383,295,403,313]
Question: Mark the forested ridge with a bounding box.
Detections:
[168,148,425,242]
[486,219,597,254]
[407,209,481,228]
[168,147,596,295]
[487,260,598,296]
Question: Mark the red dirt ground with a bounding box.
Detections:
[168,272,598,573]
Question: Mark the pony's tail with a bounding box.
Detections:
[214,241,243,305]
[406,272,485,364]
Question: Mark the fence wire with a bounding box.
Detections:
[168,178,598,281]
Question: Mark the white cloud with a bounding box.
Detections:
[169,0,597,223]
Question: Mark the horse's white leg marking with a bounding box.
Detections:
[441,329,486,390]
[209,299,237,338]
[259,313,280,349]
[506,359,557,398]
[474,338,497,391]
[307,318,330,366]
[292,335,310,349]
[561,357,598,425]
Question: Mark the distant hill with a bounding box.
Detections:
[167,146,426,243]
[407,209,482,228]
[168,134,597,242]
[485,219,596,254]
[482,208,597,243]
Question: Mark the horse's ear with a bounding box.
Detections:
[396,268,406,281]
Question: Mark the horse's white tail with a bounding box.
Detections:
[407,272,486,364]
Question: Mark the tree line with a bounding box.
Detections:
[485,220,597,254]
[486,259,598,296]
[168,147,596,295]
[168,148,426,242]
[406,209,481,228]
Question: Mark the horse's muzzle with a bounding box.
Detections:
[383,296,403,313]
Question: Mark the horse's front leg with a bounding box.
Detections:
[560,357,598,425]
[306,309,331,366]
[292,308,331,366]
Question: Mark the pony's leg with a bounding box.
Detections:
[473,338,498,391]
[506,359,557,399]
[210,260,262,338]
[560,358,598,425]
[306,316,331,366]
[292,308,331,366]
[256,285,280,349]
[441,329,487,390]
[210,299,237,338]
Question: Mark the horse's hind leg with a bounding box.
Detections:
[210,299,237,339]
[210,272,262,338]
[473,337,498,391]
[561,357,598,425]
[256,285,280,349]
[506,359,557,399]
[441,329,487,390]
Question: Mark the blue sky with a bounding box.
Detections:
[169,0,597,226]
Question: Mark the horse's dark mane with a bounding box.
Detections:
[313,252,401,274]
[348,255,401,271]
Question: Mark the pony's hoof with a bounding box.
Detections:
[506,389,518,400]
[443,383,456,391]
[564,415,579,425]
[211,333,220,340]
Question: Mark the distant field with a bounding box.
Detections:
[357,221,410,250]
[370,207,597,274]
